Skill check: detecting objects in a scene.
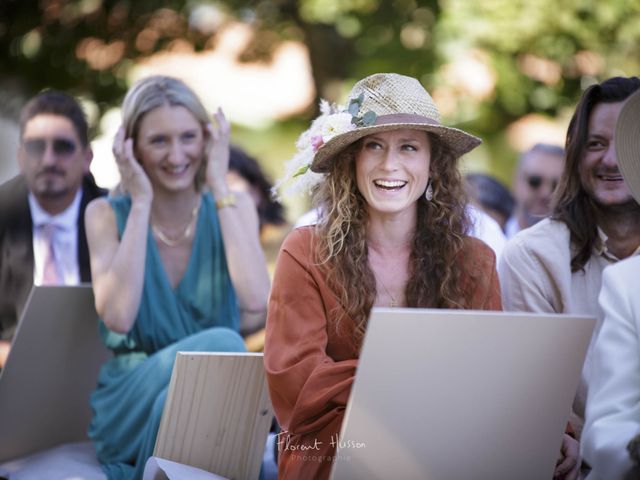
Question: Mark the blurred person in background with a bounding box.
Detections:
[227,145,287,233]
[465,173,515,232]
[227,145,290,353]
[0,90,106,369]
[505,143,564,238]
[227,145,289,267]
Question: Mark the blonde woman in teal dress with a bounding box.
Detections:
[84,76,271,480]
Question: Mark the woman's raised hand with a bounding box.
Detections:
[205,108,231,194]
[112,126,153,204]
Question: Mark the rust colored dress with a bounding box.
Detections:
[264,226,502,479]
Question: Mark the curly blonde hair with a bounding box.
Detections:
[314,133,472,342]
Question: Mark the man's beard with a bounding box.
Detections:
[33,171,69,199]
[591,196,640,215]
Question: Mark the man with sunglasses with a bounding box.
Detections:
[499,77,640,477]
[0,90,106,369]
[505,143,564,238]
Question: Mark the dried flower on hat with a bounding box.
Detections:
[273,96,377,198]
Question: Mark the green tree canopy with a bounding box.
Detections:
[2,0,639,179]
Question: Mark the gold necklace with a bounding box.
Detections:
[376,276,399,307]
[151,198,200,248]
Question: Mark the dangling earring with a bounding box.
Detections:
[425,179,434,201]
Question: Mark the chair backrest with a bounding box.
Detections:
[154,352,273,480]
[0,285,110,462]
[330,308,595,480]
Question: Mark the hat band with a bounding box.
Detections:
[374,113,440,127]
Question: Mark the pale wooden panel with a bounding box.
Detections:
[154,352,273,480]
[0,286,111,463]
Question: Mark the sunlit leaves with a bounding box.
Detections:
[298,0,379,24]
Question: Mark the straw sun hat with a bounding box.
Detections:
[615,88,640,204]
[274,72,482,197]
[310,73,481,173]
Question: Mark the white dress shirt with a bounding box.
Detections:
[29,189,83,286]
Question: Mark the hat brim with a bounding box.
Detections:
[616,89,640,205]
[310,122,482,173]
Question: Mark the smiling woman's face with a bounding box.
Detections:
[355,128,431,219]
[135,104,205,194]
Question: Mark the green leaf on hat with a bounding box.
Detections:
[362,111,377,126]
[293,164,310,178]
[348,100,360,116]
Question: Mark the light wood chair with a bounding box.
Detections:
[154,352,273,480]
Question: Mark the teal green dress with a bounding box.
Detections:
[89,193,246,480]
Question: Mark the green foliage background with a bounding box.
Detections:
[1,0,639,192]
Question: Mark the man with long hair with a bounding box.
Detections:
[499,77,640,450]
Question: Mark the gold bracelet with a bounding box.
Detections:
[215,192,236,209]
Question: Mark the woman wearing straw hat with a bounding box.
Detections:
[264,73,504,479]
[582,89,640,480]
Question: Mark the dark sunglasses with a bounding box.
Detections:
[527,175,558,191]
[23,137,77,158]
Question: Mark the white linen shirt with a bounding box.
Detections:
[498,217,640,434]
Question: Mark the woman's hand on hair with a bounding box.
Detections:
[112,126,152,205]
[205,108,231,197]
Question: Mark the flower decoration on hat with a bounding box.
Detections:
[273,94,377,198]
